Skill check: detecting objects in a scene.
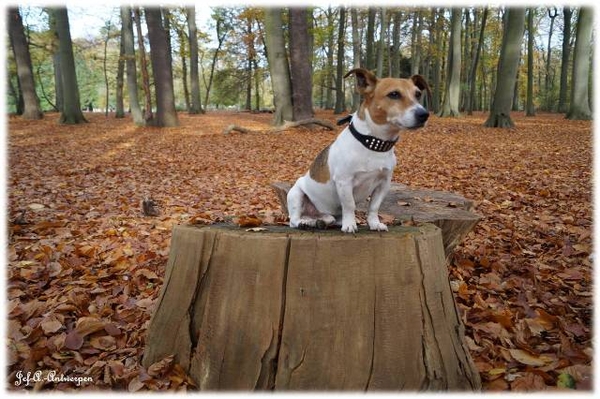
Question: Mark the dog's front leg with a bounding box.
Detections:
[335,179,358,233]
[367,178,391,231]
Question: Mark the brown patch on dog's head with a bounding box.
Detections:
[346,68,430,129]
[309,145,331,183]
[345,68,378,119]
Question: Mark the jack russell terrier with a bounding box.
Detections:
[287,68,430,233]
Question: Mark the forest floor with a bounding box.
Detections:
[6,110,592,392]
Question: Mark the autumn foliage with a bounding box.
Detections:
[7,111,592,391]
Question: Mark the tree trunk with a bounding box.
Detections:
[461,9,471,111]
[134,7,153,123]
[289,8,314,120]
[544,8,558,111]
[439,8,462,117]
[162,9,173,67]
[467,7,487,115]
[8,7,43,120]
[264,8,293,125]
[52,7,87,124]
[512,63,520,111]
[390,11,402,78]
[350,8,361,111]
[365,8,376,70]
[376,7,387,77]
[431,8,443,113]
[245,17,253,112]
[103,22,111,116]
[120,6,144,125]
[46,9,63,113]
[526,8,535,116]
[324,7,335,110]
[558,7,572,113]
[178,27,190,112]
[187,6,203,114]
[115,30,125,118]
[484,8,526,128]
[410,10,422,76]
[204,11,228,109]
[7,73,24,114]
[146,7,179,127]
[143,224,481,391]
[566,7,593,120]
[334,6,346,114]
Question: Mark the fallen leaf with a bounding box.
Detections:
[509,349,551,366]
[40,316,62,335]
[510,372,547,391]
[556,373,576,389]
[237,215,262,228]
[147,355,174,377]
[75,317,106,337]
[65,330,84,350]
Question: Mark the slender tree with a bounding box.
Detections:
[365,8,376,70]
[289,8,314,120]
[334,6,346,114]
[204,9,229,108]
[47,10,63,113]
[390,10,402,78]
[176,25,190,111]
[467,7,487,115]
[566,7,593,120]
[526,8,535,116]
[431,8,443,112]
[115,28,125,118]
[324,7,335,110]
[187,6,203,114]
[134,7,153,122]
[484,8,526,128]
[264,8,293,125]
[544,7,558,111]
[350,8,361,110]
[410,10,422,75]
[145,7,179,126]
[8,7,43,119]
[439,8,462,117]
[120,5,144,125]
[558,7,573,113]
[376,7,387,77]
[52,6,87,124]
[102,20,113,116]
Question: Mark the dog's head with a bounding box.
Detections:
[345,68,430,131]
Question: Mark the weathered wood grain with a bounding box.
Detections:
[143,224,481,391]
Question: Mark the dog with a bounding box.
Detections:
[287,68,430,233]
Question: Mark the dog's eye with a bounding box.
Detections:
[415,90,422,99]
[387,91,401,100]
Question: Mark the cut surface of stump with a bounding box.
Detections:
[271,181,481,259]
[143,224,481,391]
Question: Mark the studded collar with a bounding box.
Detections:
[336,114,399,153]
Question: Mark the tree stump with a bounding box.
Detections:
[143,224,481,391]
[271,182,481,260]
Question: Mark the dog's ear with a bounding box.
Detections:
[411,74,432,105]
[344,68,378,95]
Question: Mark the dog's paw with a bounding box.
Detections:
[369,221,388,232]
[341,222,358,233]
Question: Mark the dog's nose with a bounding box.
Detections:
[416,108,429,124]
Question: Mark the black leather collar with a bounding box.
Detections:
[347,119,398,153]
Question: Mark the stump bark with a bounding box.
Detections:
[271,182,481,260]
[143,224,481,391]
